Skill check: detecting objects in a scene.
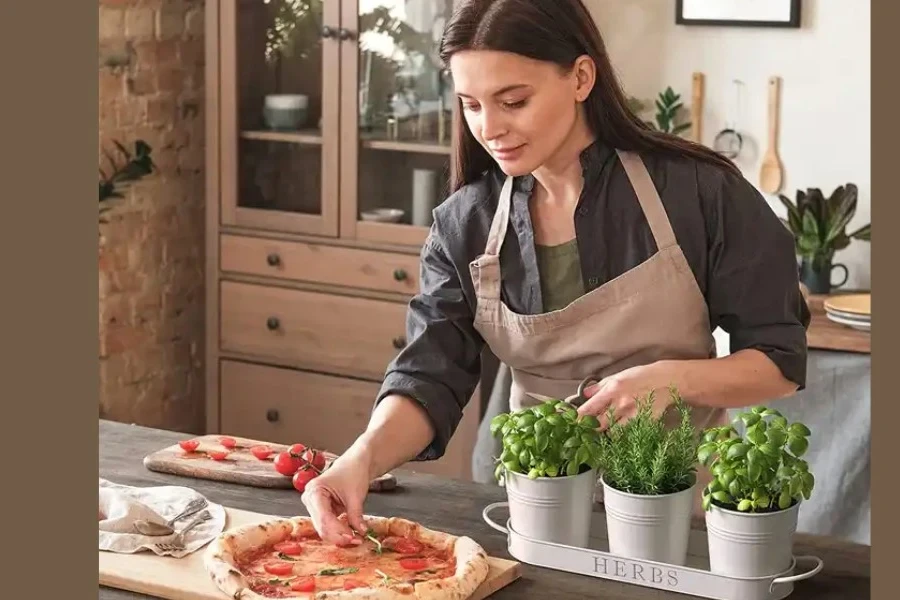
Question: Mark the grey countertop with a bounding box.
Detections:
[99,419,870,599]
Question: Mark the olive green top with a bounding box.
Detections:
[535,238,586,312]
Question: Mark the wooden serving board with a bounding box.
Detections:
[100,507,522,600]
[144,435,398,492]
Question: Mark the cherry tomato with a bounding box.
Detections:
[263,562,295,576]
[289,443,307,456]
[219,436,237,449]
[273,541,304,555]
[208,450,229,461]
[343,579,365,590]
[292,467,317,493]
[302,449,326,471]
[387,537,424,555]
[274,451,303,476]
[399,557,429,571]
[250,445,273,460]
[290,577,316,592]
[178,439,199,452]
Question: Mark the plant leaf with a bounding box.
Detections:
[801,210,821,243]
[848,223,870,241]
[789,423,811,437]
[727,443,749,460]
[778,194,802,233]
[825,184,858,242]
[788,435,809,457]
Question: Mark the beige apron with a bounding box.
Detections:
[469,150,725,514]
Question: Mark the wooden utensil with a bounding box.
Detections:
[143,435,398,492]
[691,72,704,143]
[100,507,523,600]
[759,75,784,193]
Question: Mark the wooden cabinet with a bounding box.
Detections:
[205,0,483,481]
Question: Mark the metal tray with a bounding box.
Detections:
[483,502,823,600]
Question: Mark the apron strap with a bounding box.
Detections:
[616,150,677,249]
[484,175,515,257]
[471,175,514,301]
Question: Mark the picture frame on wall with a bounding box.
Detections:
[675,0,801,28]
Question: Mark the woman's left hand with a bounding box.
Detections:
[575,362,676,429]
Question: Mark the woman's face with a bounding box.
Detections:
[450,49,593,175]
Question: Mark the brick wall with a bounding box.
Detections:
[99,0,206,433]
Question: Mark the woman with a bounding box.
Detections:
[301,0,810,546]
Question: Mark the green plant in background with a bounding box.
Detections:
[99,139,155,209]
[490,399,604,481]
[598,387,699,495]
[778,184,870,269]
[649,86,691,136]
[698,406,815,513]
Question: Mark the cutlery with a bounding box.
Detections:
[759,75,784,193]
[133,496,208,536]
[152,509,212,553]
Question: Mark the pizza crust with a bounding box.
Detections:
[203,515,491,600]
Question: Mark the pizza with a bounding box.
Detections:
[204,514,491,599]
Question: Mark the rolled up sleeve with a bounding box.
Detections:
[375,229,485,461]
[702,167,811,389]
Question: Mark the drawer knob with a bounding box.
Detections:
[392,336,406,349]
[267,253,281,267]
[266,317,280,331]
[266,409,280,423]
[393,268,408,281]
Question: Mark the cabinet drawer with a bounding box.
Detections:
[221,234,420,295]
[220,360,379,455]
[220,281,408,380]
[219,360,482,482]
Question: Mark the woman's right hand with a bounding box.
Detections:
[300,448,373,547]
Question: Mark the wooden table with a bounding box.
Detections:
[99,420,870,599]
[805,292,870,354]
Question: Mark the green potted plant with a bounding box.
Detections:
[778,184,870,294]
[597,387,700,566]
[484,399,604,549]
[99,139,155,223]
[697,406,816,577]
[631,86,692,136]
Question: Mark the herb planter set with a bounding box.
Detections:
[482,391,824,599]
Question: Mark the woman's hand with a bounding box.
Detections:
[300,449,372,547]
[576,361,675,429]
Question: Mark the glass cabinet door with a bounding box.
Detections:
[340,0,456,245]
[221,0,340,236]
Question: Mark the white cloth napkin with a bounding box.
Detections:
[99,478,226,558]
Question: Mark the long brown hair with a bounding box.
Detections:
[439,0,740,192]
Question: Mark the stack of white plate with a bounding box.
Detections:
[823,293,871,332]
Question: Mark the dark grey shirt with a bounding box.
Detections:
[376,141,810,461]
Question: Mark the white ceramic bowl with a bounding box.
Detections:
[360,208,405,223]
[265,94,308,110]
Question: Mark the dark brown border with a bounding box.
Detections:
[675,0,802,29]
[873,3,894,598]
[7,0,96,597]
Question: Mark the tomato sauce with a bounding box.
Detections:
[236,532,457,598]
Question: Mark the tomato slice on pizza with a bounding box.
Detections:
[204,515,490,599]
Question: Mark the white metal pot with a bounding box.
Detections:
[705,501,800,578]
[601,475,695,566]
[502,467,597,548]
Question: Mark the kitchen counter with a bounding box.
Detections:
[99,419,870,599]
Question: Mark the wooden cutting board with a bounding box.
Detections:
[99,507,522,600]
[144,435,397,492]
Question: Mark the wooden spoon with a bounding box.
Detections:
[759,76,784,193]
[691,72,704,144]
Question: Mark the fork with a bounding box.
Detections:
[153,509,212,553]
